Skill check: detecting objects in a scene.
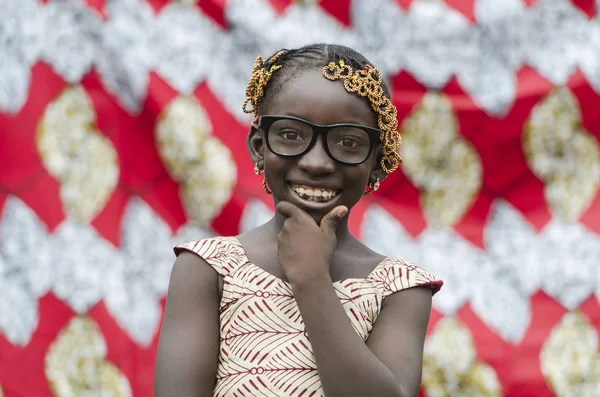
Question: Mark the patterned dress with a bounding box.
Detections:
[174,236,443,397]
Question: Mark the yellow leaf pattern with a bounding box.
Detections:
[37,86,119,223]
[45,316,132,397]
[155,96,236,225]
[422,317,503,397]
[400,93,482,227]
[540,312,600,397]
[523,87,600,221]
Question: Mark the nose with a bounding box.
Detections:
[297,136,336,175]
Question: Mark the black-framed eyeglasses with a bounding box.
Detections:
[257,115,382,165]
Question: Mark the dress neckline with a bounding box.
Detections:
[230,236,390,286]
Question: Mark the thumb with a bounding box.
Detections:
[320,205,348,233]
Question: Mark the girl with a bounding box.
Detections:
[154,44,443,397]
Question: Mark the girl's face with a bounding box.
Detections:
[248,68,385,224]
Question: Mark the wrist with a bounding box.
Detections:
[288,268,332,292]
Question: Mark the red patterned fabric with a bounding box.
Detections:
[1,1,600,396]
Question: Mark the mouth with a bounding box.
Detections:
[290,184,340,204]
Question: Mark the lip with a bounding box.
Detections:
[286,183,342,212]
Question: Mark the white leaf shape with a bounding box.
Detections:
[104,256,161,346]
[0,196,54,294]
[40,1,101,83]
[153,3,222,94]
[539,220,599,310]
[96,0,156,113]
[361,204,421,264]
[51,222,120,314]
[471,257,531,343]
[0,0,43,113]
[240,199,274,234]
[484,200,542,296]
[0,260,39,346]
[418,227,480,315]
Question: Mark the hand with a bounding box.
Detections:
[276,201,348,286]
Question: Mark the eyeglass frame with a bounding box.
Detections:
[255,115,383,166]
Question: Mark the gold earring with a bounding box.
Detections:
[254,162,271,194]
[373,178,380,192]
[364,178,380,195]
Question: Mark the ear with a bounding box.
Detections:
[369,144,388,183]
[247,123,266,167]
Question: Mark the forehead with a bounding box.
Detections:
[267,68,378,128]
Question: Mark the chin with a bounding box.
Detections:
[308,212,325,225]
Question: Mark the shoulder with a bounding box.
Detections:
[174,236,241,258]
[174,236,247,278]
[368,257,443,298]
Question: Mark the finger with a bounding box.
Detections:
[276,201,306,219]
[319,205,348,233]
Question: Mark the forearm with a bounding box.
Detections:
[291,274,406,397]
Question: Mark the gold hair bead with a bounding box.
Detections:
[242,51,286,116]
[322,60,402,174]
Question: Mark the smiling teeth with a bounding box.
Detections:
[292,186,338,202]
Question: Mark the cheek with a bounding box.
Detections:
[263,153,290,179]
[344,167,371,193]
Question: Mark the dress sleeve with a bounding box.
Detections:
[369,258,443,299]
[174,236,247,279]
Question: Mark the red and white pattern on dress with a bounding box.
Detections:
[174,236,442,397]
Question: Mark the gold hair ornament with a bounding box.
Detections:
[322,60,402,174]
[242,50,287,116]
[244,50,283,197]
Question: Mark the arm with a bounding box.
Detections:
[292,276,432,397]
[276,201,432,397]
[154,251,221,397]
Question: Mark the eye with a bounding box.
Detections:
[280,130,304,141]
[337,137,360,148]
